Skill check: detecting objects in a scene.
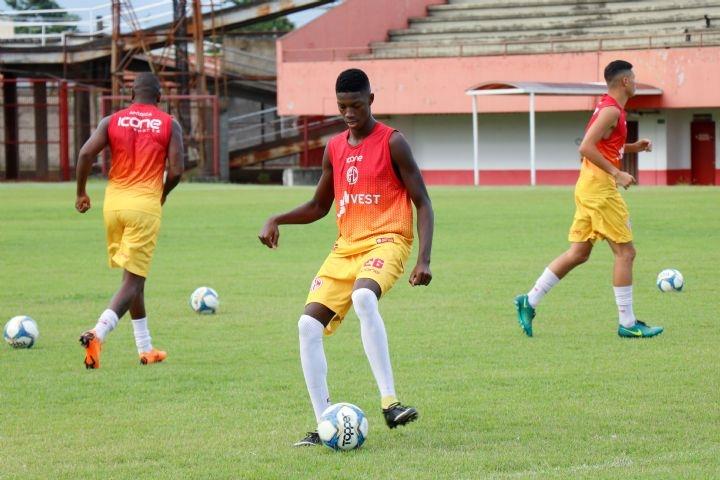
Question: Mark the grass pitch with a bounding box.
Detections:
[1,183,718,479]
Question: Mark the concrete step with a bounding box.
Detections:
[389,15,714,42]
[357,30,720,59]
[406,10,720,33]
[412,4,720,27]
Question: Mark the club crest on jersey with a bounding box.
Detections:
[117,115,162,133]
[346,166,359,185]
[310,277,323,291]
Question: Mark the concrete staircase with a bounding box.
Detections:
[357,0,720,58]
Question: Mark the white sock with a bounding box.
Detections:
[298,315,331,423]
[93,309,119,342]
[614,285,636,328]
[131,317,152,354]
[351,288,396,399]
[527,267,560,308]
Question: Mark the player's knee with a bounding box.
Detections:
[568,250,590,266]
[351,288,378,317]
[298,315,323,340]
[617,246,636,263]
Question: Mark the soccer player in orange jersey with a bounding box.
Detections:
[514,60,663,339]
[75,73,184,368]
[259,69,434,446]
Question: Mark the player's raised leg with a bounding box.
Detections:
[352,278,418,429]
[515,241,592,337]
[608,240,663,338]
[294,302,335,447]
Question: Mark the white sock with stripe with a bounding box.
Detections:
[527,267,560,308]
[93,309,119,342]
[614,285,636,328]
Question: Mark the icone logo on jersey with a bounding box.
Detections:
[117,115,162,133]
[346,166,359,185]
[345,155,363,163]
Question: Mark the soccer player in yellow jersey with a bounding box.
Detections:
[259,69,434,446]
[75,73,184,368]
[515,60,663,339]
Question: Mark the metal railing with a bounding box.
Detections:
[0,0,233,46]
[228,107,342,152]
[282,28,720,61]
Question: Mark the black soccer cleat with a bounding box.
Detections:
[293,431,321,447]
[382,402,419,429]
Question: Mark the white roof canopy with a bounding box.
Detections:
[466,81,663,96]
[465,81,663,186]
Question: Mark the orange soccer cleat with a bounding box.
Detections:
[79,330,102,369]
[139,349,167,365]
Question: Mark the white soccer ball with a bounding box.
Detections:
[190,286,219,314]
[657,269,684,292]
[317,403,369,451]
[3,316,39,348]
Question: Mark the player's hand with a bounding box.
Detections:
[614,171,636,189]
[258,218,280,248]
[75,194,91,213]
[637,138,652,152]
[409,262,432,286]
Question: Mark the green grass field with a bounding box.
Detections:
[1,183,718,479]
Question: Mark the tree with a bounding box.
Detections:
[7,0,80,36]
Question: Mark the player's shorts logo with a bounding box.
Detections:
[310,277,323,291]
[346,166,359,185]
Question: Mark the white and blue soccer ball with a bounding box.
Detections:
[3,316,39,348]
[190,287,219,314]
[657,269,684,292]
[317,403,369,451]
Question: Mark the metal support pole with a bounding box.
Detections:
[33,81,49,180]
[3,77,19,180]
[529,92,536,186]
[59,81,70,181]
[471,95,479,186]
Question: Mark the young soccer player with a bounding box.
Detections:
[258,69,434,446]
[75,72,184,368]
[515,60,663,339]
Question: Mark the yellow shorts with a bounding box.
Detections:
[568,175,632,244]
[104,209,161,278]
[306,239,411,335]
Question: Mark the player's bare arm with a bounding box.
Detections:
[579,107,635,189]
[624,138,652,153]
[75,116,111,213]
[162,119,185,205]
[258,145,335,249]
[389,131,434,286]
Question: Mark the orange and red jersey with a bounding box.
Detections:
[327,121,413,252]
[581,94,627,174]
[104,103,173,216]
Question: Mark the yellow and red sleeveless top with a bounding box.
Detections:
[328,121,413,252]
[104,103,173,216]
[581,94,627,178]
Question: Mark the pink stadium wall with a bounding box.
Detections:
[277,1,720,185]
[277,47,720,116]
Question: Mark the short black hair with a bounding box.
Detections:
[133,72,161,98]
[336,68,370,94]
[604,60,633,83]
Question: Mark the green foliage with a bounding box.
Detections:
[7,0,79,36]
[0,184,718,479]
